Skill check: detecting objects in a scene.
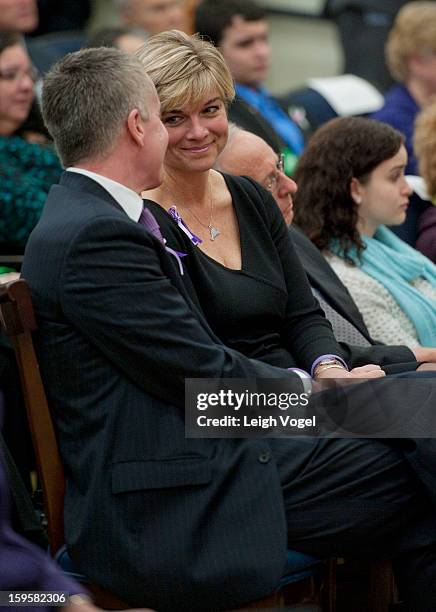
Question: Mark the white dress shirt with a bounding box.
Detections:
[67,167,143,222]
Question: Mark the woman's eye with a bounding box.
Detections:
[163,115,183,125]
[204,105,219,114]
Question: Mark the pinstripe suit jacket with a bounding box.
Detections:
[21,171,315,611]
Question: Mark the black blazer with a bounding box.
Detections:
[21,171,313,611]
[289,225,417,372]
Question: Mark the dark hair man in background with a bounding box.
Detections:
[195,0,306,174]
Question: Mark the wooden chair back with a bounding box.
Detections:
[0,278,65,555]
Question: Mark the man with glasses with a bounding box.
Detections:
[216,125,295,224]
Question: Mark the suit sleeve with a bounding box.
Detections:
[337,341,417,371]
[60,215,303,407]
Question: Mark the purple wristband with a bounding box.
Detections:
[310,354,348,378]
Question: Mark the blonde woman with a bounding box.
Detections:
[371,2,436,175]
[138,30,384,381]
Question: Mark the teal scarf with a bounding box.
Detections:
[331,226,436,346]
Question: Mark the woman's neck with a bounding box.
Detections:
[356,218,377,239]
[147,168,215,211]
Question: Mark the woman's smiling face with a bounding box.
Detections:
[161,91,229,173]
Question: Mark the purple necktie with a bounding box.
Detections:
[138,205,185,275]
[138,206,164,242]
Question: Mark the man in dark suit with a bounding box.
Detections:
[22,47,436,610]
[216,125,436,373]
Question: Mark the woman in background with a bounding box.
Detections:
[413,102,436,264]
[294,116,436,348]
[0,33,61,252]
[371,2,436,175]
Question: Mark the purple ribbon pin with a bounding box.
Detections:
[168,206,202,246]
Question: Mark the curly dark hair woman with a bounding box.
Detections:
[293,116,404,261]
[293,116,436,348]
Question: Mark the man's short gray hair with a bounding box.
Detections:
[42,47,153,167]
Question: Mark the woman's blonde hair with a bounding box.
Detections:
[414,102,436,198]
[135,29,235,114]
[386,2,436,83]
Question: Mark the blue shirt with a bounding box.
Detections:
[235,84,305,156]
[371,84,420,175]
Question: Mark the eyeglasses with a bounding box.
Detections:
[264,154,285,192]
[0,65,39,84]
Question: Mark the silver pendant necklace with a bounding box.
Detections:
[208,224,220,241]
[166,178,220,241]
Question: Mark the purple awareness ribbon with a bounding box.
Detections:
[138,206,186,275]
[168,206,202,246]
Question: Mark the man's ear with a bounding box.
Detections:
[350,177,363,205]
[127,108,145,147]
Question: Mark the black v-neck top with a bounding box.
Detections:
[145,174,345,372]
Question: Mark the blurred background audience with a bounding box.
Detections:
[324,0,411,92]
[86,26,148,52]
[413,102,436,264]
[368,2,436,246]
[371,2,436,176]
[0,33,61,253]
[0,0,38,33]
[30,0,91,37]
[114,0,185,35]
